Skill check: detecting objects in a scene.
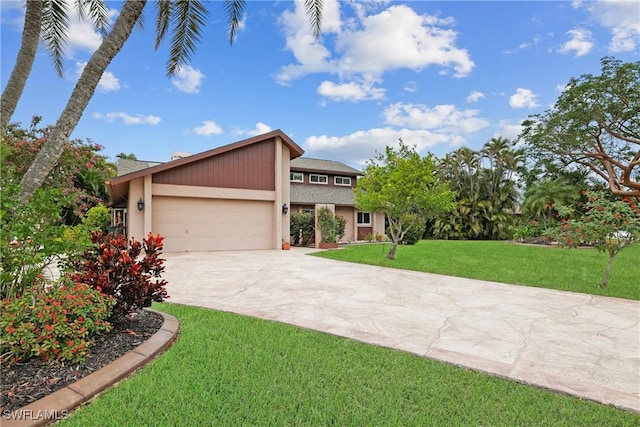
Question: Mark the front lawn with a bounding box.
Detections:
[314,240,640,300]
[60,303,639,426]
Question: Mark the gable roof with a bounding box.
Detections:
[116,158,163,176]
[290,157,361,176]
[106,129,303,203]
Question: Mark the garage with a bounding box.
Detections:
[153,197,274,252]
[105,130,303,252]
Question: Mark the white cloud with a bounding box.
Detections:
[233,122,273,137]
[403,80,418,93]
[494,120,524,142]
[92,112,161,125]
[317,80,385,102]
[585,0,640,52]
[277,2,474,87]
[557,29,593,57]
[192,120,223,136]
[172,65,204,94]
[63,2,119,59]
[75,61,121,92]
[305,127,460,167]
[509,88,539,109]
[466,90,485,103]
[383,102,489,134]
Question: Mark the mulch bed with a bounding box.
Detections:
[1,309,163,413]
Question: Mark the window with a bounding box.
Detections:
[309,174,328,184]
[357,211,371,225]
[334,176,351,186]
[112,208,127,227]
[290,172,303,182]
[302,209,314,214]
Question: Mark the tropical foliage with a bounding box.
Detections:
[434,138,523,240]
[522,178,580,228]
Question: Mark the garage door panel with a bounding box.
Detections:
[153,196,274,251]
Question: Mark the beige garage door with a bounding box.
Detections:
[153,196,274,251]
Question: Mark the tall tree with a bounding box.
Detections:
[0,0,110,132]
[12,0,324,207]
[356,141,455,260]
[522,57,640,200]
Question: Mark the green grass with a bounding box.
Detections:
[313,241,640,300]
[61,303,639,426]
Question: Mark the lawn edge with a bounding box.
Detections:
[1,309,179,427]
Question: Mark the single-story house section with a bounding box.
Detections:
[289,157,385,243]
[106,130,303,252]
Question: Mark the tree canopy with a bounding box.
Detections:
[521,57,640,200]
[355,142,455,259]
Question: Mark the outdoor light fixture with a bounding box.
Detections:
[137,198,145,211]
[282,203,289,214]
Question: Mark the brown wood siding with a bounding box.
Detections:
[153,139,275,190]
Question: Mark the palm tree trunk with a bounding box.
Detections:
[18,0,146,207]
[0,1,43,133]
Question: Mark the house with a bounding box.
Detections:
[106,130,302,252]
[289,157,385,243]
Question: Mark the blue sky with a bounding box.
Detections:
[1,0,639,169]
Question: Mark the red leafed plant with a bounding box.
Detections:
[67,232,168,321]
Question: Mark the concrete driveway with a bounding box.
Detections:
[161,247,640,412]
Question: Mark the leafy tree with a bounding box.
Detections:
[522,57,640,200]
[356,142,455,260]
[8,0,324,207]
[3,118,115,221]
[547,190,639,288]
[116,152,138,160]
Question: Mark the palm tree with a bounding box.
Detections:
[16,0,324,207]
[1,0,109,132]
[522,178,580,227]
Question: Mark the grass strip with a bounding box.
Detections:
[314,241,639,300]
[61,303,639,426]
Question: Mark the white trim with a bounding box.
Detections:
[290,172,303,182]
[334,176,352,186]
[357,211,371,226]
[309,174,328,184]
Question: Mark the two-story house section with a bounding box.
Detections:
[289,157,385,243]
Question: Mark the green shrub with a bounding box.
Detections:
[83,204,111,231]
[290,212,315,246]
[0,282,114,365]
[317,207,340,243]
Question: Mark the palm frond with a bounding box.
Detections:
[166,0,208,76]
[304,0,323,39]
[42,0,70,77]
[224,0,245,46]
[77,0,110,36]
[154,0,171,50]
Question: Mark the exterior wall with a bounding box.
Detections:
[127,178,145,243]
[335,206,356,243]
[373,212,386,238]
[153,139,276,190]
[279,140,291,247]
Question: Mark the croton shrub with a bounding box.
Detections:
[67,232,169,321]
